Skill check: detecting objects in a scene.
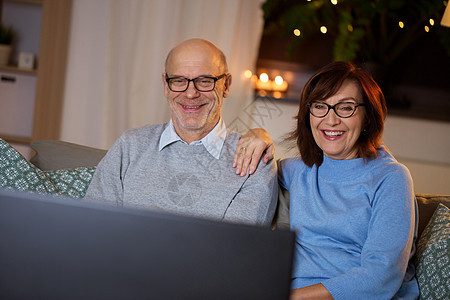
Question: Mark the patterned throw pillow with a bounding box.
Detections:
[45,168,95,198]
[414,204,450,300]
[0,139,95,198]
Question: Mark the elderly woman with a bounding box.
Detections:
[236,61,418,299]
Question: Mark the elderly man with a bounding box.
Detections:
[85,39,277,226]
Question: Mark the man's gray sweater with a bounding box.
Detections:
[85,124,278,226]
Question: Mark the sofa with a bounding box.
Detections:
[1,139,449,299]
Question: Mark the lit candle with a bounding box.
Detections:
[256,73,272,90]
[272,75,288,91]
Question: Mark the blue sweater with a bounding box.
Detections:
[279,150,419,299]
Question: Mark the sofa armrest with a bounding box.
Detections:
[416,193,450,238]
[30,140,107,171]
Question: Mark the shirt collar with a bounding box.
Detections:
[158,118,227,159]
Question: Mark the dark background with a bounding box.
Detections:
[257,26,450,122]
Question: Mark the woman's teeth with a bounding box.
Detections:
[324,130,344,137]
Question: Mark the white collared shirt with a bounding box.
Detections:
[158,118,227,159]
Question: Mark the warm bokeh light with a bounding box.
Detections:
[257,90,268,97]
[293,29,301,36]
[244,70,253,79]
[347,24,353,32]
[429,19,435,26]
[424,25,430,32]
[274,76,284,85]
[398,21,404,29]
[259,73,269,83]
[254,72,288,95]
[331,0,338,5]
[320,26,327,34]
[273,91,282,99]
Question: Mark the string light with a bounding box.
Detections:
[429,19,435,26]
[347,24,353,32]
[424,25,430,32]
[320,26,327,34]
[398,21,405,29]
[244,70,253,79]
[331,0,338,5]
[293,29,301,36]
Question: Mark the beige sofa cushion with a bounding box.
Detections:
[30,140,107,171]
[416,194,450,238]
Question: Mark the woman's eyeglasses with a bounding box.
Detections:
[308,101,365,118]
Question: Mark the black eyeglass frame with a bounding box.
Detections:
[165,73,227,92]
[307,101,366,118]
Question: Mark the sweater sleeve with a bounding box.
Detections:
[222,158,278,227]
[321,164,418,300]
[84,136,128,206]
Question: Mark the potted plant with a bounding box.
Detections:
[0,24,14,66]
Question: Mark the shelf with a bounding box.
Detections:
[0,65,37,76]
[1,0,72,142]
[4,0,42,4]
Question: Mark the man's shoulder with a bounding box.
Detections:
[223,131,277,176]
[120,123,168,142]
[225,130,241,143]
[112,124,168,154]
[220,131,241,160]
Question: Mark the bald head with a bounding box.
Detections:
[165,39,228,75]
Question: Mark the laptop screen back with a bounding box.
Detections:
[0,188,294,299]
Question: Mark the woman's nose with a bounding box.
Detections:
[324,108,341,125]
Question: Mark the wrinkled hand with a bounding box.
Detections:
[233,128,274,176]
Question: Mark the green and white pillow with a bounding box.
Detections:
[45,168,96,198]
[0,138,95,198]
[415,203,450,299]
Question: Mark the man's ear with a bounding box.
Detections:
[162,73,169,97]
[223,74,232,98]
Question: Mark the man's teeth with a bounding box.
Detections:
[324,131,344,137]
[183,105,200,109]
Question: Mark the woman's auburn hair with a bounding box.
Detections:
[287,61,387,167]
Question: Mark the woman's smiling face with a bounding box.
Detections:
[309,80,365,160]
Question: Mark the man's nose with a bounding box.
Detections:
[185,81,200,98]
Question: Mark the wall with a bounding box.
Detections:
[51,0,450,195]
[250,98,450,195]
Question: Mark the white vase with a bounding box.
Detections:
[0,44,12,66]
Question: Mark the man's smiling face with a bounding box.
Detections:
[163,40,230,143]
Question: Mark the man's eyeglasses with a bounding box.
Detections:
[308,101,366,118]
[165,74,227,92]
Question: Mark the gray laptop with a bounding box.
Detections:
[0,188,294,299]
